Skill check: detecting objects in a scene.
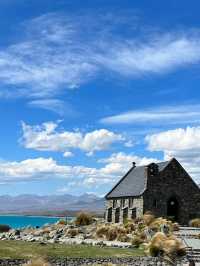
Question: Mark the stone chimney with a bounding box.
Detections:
[146,163,159,177]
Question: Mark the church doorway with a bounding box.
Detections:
[167,197,179,221]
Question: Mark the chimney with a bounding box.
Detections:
[132,162,136,168]
[146,163,159,177]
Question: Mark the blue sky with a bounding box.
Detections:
[0,0,200,196]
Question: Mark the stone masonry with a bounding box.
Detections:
[105,158,200,225]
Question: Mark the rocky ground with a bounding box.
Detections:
[0,215,198,264]
[0,219,132,248]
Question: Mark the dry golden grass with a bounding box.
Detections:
[23,258,51,266]
[143,213,155,226]
[75,212,93,226]
[189,218,200,228]
[96,225,128,241]
[57,219,67,226]
[131,235,144,247]
[124,221,135,233]
[66,228,79,237]
[105,227,118,241]
[172,223,180,231]
[96,226,110,238]
[146,232,186,258]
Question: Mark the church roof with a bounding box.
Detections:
[105,161,170,199]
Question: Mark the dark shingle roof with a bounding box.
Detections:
[106,161,170,199]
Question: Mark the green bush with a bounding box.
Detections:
[0,224,11,233]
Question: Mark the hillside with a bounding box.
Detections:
[0,193,105,216]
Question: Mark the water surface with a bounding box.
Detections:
[0,215,61,229]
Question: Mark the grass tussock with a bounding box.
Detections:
[131,235,144,247]
[75,212,93,226]
[66,228,79,237]
[96,226,110,238]
[23,258,51,266]
[143,213,155,226]
[146,232,186,258]
[96,225,128,241]
[57,219,67,226]
[189,218,200,228]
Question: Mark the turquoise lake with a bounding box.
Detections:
[0,215,62,229]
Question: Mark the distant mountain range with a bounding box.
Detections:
[0,193,105,216]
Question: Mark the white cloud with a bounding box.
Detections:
[146,126,200,183]
[21,121,124,155]
[100,104,200,124]
[28,99,65,115]
[97,36,200,76]
[0,13,200,100]
[0,153,158,189]
[146,126,200,151]
[0,157,70,181]
[63,151,74,158]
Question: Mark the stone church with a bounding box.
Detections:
[105,158,200,225]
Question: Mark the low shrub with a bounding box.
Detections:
[146,232,186,259]
[143,213,155,226]
[106,227,118,241]
[66,228,79,237]
[189,218,200,228]
[0,224,11,233]
[75,212,93,226]
[96,226,109,238]
[124,221,135,233]
[132,235,144,247]
[172,222,180,231]
[58,219,67,225]
[117,233,130,242]
[163,236,186,257]
[148,245,161,257]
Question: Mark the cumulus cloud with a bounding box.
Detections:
[146,126,200,182]
[0,13,200,100]
[21,121,124,155]
[100,104,200,125]
[0,153,158,190]
[0,157,69,182]
[147,126,200,151]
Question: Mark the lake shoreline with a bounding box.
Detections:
[0,215,72,229]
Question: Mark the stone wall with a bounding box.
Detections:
[0,257,183,266]
[105,197,143,223]
[143,158,200,225]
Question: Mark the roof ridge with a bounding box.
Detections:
[105,160,171,199]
